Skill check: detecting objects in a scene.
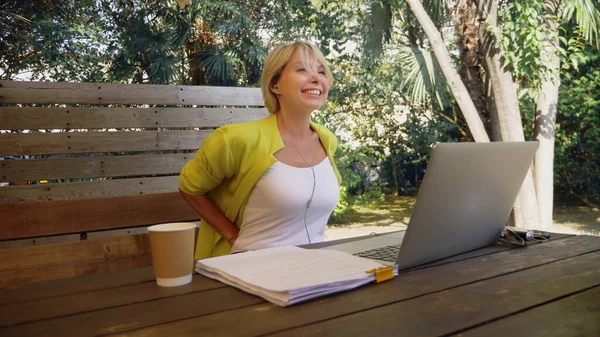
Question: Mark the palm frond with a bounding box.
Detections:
[131,23,172,55]
[200,48,245,85]
[396,46,450,109]
[560,0,600,47]
[421,0,451,26]
[364,0,394,63]
[239,38,267,67]
[146,54,178,84]
[211,5,254,38]
[236,37,267,84]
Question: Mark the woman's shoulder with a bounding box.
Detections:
[221,114,272,131]
[209,114,276,152]
[216,114,274,139]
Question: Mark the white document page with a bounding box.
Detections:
[196,246,385,292]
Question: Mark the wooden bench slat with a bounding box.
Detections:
[0,192,198,240]
[0,81,264,105]
[0,233,82,250]
[0,81,265,288]
[1,153,193,182]
[0,130,210,156]
[0,107,268,130]
[0,234,152,288]
[0,176,180,204]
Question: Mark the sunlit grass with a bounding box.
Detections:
[330,196,416,227]
[331,195,600,235]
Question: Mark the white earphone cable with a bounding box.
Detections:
[289,126,319,245]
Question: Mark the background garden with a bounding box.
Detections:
[1,0,598,232]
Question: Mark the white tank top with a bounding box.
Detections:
[231,158,340,253]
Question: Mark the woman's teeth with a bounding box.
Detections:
[303,89,321,96]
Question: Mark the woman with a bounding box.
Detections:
[179,41,341,260]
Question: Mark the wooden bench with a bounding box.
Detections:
[0,80,267,288]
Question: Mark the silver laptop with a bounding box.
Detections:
[324,141,539,271]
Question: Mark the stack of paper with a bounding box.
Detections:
[195,245,397,306]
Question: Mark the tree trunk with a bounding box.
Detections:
[479,0,541,228]
[534,0,560,231]
[405,0,489,142]
[454,0,493,136]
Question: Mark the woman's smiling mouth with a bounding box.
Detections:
[302,89,322,96]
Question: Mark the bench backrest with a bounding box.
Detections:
[0,80,267,287]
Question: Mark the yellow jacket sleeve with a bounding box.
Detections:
[179,128,236,195]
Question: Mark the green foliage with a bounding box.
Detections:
[315,35,460,209]
[358,0,454,111]
[354,181,388,205]
[559,25,589,72]
[363,0,393,63]
[395,46,451,110]
[101,0,189,84]
[498,0,600,100]
[559,0,600,48]
[498,0,554,99]
[554,48,600,204]
[0,0,109,81]
[330,185,350,221]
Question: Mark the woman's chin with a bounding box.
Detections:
[301,98,326,111]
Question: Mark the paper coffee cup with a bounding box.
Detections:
[147,222,197,287]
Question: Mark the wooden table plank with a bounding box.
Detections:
[414,232,574,270]
[97,235,599,337]
[0,267,155,305]
[0,274,226,326]
[0,287,264,337]
[265,250,600,337]
[457,285,600,337]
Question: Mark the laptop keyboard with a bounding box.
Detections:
[353,244,402,262]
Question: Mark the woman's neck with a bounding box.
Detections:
[276,108,314,140]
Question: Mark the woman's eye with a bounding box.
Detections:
[297,68,306,72]
[319,71,326,75]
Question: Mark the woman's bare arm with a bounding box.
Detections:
[179,189,239,244]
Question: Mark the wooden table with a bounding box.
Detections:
[1,232,599,337]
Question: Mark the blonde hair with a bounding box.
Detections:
[260,41,334,114]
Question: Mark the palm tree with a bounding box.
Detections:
[183,1,267,86]
[103,0,267,86]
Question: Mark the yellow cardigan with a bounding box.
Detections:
[179,114,341,260]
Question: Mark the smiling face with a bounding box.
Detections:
[271,49,330,114]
